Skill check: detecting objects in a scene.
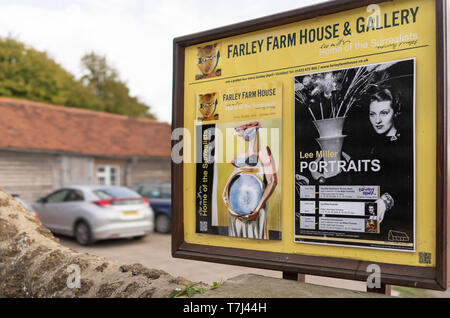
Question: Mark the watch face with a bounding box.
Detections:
[228,174,263,215]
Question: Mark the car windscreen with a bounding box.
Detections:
[94,187,140,199]
[93,188,144,205]
[140,185,171,199]
[160,186,171,199]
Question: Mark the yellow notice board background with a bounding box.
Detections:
[183,0,437,267]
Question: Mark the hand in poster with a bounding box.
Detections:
[376,198,387,223]
[376,193,394,224]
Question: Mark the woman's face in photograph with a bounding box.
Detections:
[369,100,395,136]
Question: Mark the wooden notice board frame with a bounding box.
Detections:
[172,0,448,290]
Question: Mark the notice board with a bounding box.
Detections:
[172,0,448,290]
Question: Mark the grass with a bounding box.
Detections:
[392,285,433,298]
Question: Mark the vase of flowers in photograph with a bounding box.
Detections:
[312,116,347,178]
[312,116,346,138]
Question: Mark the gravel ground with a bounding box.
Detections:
[58,233,449,297]
[58,233,281,285]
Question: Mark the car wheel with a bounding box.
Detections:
[155,214,171,233]
[74,221,94,246]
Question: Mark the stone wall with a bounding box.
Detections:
[0,190,203,298]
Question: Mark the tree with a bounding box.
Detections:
[0,37,155,119]
[0,37,98,109]
[81,52,155,118]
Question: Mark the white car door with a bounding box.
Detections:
[55,189,86,235]
[37,189,70,232]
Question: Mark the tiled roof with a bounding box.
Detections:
[0,97,171,158]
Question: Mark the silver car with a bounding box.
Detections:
[33,186,154,245]
[5,191,40,220]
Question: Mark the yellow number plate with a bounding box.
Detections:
[122,211,139,216]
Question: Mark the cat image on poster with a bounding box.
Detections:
[195,44,222,80]
[222,122,277,239]
[197,93,219,121]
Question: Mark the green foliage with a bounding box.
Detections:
[80,52,154,118]
[210,281,220,290]
[170,283,211,298]
[392,285,432,298]
[0,37,155,119]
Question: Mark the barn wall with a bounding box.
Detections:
[128,157,171,185]
[62,156,94,186]
[0,150,61,203]
[0,150,171,203]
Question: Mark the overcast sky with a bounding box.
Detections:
[0,0,327,123]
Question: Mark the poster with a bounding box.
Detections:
[294,59,415,251]
[195,82,283,240]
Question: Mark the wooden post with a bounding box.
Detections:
[282,272,306,282]
[367,283,391,296]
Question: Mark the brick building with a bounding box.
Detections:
[0,97,171,203]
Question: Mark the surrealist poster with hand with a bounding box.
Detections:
[194,83,282,240]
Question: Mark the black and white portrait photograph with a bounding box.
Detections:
[294,59,415,251]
